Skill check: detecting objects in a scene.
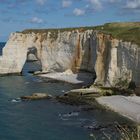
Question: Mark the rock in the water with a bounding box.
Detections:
[56,89,100,106]
[21,93,52,100]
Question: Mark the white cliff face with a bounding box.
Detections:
[108,41,140,87]
[0,33,27,74]
[40,30,96,73]
[0,30,140,87]
[94,35,140,87]
[0,30,97,74]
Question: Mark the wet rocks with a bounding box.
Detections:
[56,86,135,107]
[56,89,100,106]
[21,93,52,100]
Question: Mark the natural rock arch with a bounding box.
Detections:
[27,47,38,62]
[0,31,140,87]
[22,47,42,74]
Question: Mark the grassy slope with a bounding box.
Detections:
[22,22,140,46]
[97,22,140,46]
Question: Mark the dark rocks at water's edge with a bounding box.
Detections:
[19,80,139,104]
[55,85,140,125]
[55,87,140,111]
[56,86,136,106]
[0,73,21,77]
[19,86,102,105]
[20,93,53,101]
[83,121,135,132]
[56,88,101,107]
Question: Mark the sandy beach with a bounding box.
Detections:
[38,70,96,86]
[96,95,140,124]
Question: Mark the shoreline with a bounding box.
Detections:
[96,96,140,124]
[2,70,140,125]
[37,71,96,87]
[36,71,140,124]
[56,86,140,124]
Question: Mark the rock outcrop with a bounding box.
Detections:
[21,93,52,100]
[0,28,140,87]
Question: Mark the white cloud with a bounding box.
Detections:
[73,8,85,16]
[88,0,102,10]
[62,0,72,8]
[30,17,44,24]
[125,0,140,9]
[36,0,46,5]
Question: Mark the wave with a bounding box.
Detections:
[59,111,79,120]
[11,98,21,103]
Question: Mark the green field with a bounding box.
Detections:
[21,22,140,46]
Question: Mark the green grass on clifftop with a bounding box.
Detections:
[97,22,140,46]
[22,22,140,46]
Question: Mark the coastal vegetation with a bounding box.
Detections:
[90,123,140,140]
[97,22,140,46]
[22,22,140,45]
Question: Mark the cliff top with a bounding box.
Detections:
[100,22,140,46]
[21,22,140,45]
[104,22,140,28]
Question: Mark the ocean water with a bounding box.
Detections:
[0,42,5,55]
[0,43,135,140]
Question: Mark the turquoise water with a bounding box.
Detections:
[0,43,134,140]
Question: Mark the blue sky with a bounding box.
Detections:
[0,0,140,41]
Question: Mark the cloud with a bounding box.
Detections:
[88,0,102,10]
[30,17,44,24]
[73,8,85,16]
[125,0,140,9]
[36,0,46,5]
[62,0,72,8]
[121,0,140,14]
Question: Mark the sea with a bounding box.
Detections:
[0,42,135,140]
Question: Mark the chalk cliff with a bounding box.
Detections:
[0,27,140,87]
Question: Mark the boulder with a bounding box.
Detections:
[21,93,52,100]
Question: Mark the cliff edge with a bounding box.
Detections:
[0,22,140,87]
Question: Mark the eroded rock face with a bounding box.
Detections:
[0,30,140,87]
[107,40,140,87]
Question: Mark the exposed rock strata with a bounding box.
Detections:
[0,30,140,87]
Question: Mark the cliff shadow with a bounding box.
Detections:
[0,42,6,56]
[104,40,112,86]
[22,47,42,75]
[75,34,97,87]
[0,47,3,56]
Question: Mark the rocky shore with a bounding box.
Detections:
[1,22,140,126]
[56,86,140,124]
[19,81,139,124]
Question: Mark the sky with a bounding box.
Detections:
[0,0,140,41]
